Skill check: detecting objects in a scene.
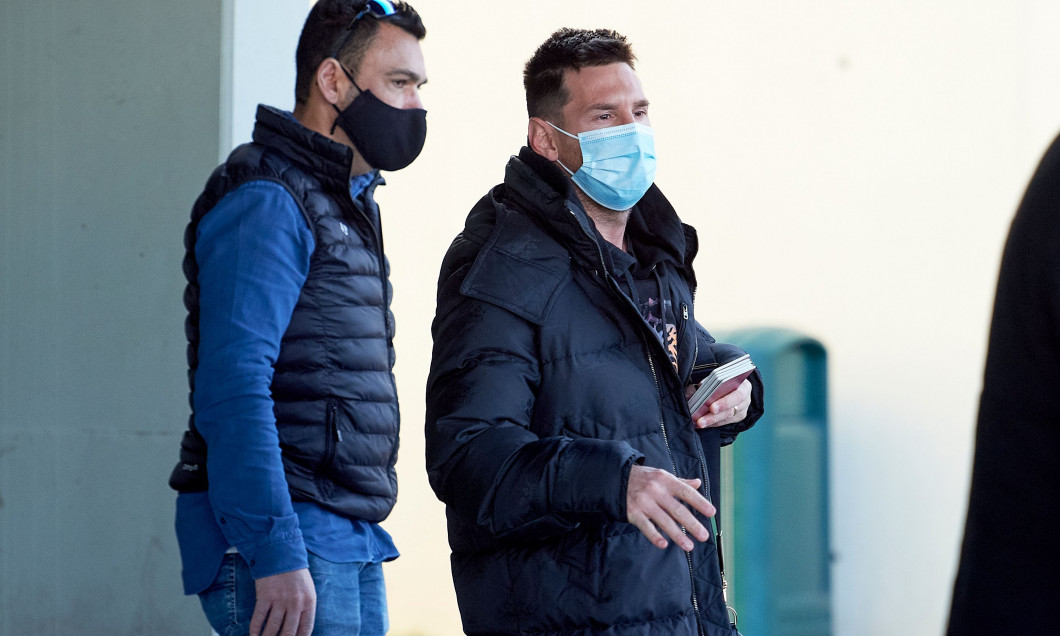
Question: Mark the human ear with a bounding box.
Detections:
[315,58,348,106]
[528,117,560,161]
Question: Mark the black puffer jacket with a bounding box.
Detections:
[170,105,400,522]
[426,148,763,635]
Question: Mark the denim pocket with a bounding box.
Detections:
[197,553,255,636]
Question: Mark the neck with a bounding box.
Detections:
[576,188,630,251]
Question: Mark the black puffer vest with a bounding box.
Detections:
[169,105,399,522]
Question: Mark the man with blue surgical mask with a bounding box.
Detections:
[425,28,765,635]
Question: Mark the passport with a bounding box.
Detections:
[687,354,756,414]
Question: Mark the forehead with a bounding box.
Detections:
[560,63,645,112]
[360,22,426,76]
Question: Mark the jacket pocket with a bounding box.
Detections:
[318,400,339,477]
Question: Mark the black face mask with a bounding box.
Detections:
[332,66,427,171]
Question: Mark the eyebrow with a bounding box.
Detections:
[588,99,650,111]
[387,68,427,86]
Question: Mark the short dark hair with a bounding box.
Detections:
[294,0,426,105]
[523,28,637,122]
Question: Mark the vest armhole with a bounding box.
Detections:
[230,176,313,230]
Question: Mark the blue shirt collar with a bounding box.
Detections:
[349,171,376,199]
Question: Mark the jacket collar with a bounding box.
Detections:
[501,147,693,272]
[252,105,357,193]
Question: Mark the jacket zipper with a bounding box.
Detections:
[569,207,707,632]
[679,254,733,628]
[352,183,391,339]
[320,400,339,476]
[351,179,400,394]
[355,183,402,476]
[645,340,706,634]
[688,246,699,383]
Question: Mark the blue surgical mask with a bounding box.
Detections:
[547,121,657,211]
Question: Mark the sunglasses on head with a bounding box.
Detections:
[329,0,398,59]
[350,0,396,24]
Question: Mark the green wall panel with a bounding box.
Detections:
[1,1,225,633]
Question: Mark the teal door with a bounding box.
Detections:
[714,328,832,636]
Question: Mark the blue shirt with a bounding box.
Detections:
[175,173,398,595]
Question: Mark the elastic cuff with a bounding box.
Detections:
[554,439,644,522]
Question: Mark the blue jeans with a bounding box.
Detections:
[199,552,389,635]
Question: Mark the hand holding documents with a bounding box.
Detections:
[687,354,757,415]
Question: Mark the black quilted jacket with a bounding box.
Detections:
[426,148,763,635]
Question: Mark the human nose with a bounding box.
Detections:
[405,87,424,110]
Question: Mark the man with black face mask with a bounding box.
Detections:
[167,2,426,635]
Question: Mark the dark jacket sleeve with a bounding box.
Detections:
[692,323,765,446]
[425,259,643,544]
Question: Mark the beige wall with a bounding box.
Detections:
[369,2,1060,635]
